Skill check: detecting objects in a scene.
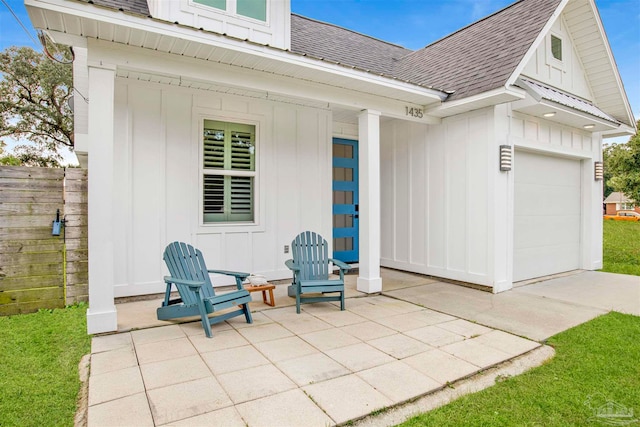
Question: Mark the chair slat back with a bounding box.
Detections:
[164,242,216,304]
[292,231,329,281]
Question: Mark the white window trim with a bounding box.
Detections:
[546,32,565,71]
[194,108,266,233]
[185,0,270,25]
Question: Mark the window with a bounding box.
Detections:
[192,0,266,21]
[551,35,562,61]
[193,0,226,11]
[237,0,266,21]
[202,120,256,223]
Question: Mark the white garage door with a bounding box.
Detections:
[513,151,582,282]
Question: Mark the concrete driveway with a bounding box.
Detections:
[385,270,640,341]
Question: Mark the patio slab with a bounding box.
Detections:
[88,293,542,426]
[235,389,334,427]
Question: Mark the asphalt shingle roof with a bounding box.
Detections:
[69,0,563,101]
[290,14,413,78]
[392,0,562,100]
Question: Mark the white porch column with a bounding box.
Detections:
[357,109,383,293]
[86,64,118,334]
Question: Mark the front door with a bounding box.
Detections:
[332,138,359,263]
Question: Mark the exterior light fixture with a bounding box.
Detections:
[543,112,556,117]
[499,145,512,171]
[594,161,604,181]
[584,124,596,129]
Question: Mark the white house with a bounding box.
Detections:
[25,0,635,334]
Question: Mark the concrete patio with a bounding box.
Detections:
[86,269,639,426]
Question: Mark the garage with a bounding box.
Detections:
[513,150,582,282]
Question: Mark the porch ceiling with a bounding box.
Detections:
[26,0,447,110]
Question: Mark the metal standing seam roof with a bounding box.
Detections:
[517,78,620,123]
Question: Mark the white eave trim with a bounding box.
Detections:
[601,124,635,138]
[25,0,448,104]
[426,86,527,117]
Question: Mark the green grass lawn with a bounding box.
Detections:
[0,304,91,427]
[398,312,640,426]
[602,220,640,276]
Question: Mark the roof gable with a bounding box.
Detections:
[604,192,634,203]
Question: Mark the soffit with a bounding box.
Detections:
[552,0,634,126]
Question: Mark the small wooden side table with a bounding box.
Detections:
[245,283,276,307]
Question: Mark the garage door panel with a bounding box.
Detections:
[515,184,581,216]
[513,243,581,282]
[514,151,582,282]
[515,152,582,186]
[514,216,580,248]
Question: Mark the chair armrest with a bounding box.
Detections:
[208,269,250,279]
[329,258,350,272]
[207,270,250,290]
[163,276,205,291]
[284,259,300,272]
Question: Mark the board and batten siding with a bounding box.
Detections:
[380,109,493,286]
[112,79,332,297]
[521,14,593,101]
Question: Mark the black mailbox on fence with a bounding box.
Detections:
[52,209,65,236]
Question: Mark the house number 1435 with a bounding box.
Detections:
[405,107,424,118]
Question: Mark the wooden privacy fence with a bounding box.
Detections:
[0,166,88,315]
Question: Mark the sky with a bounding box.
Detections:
[0,0,638,162]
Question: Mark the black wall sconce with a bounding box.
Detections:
[499,145,512,171]
[594,161,604,181]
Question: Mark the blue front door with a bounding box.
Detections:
[332,138,359,263]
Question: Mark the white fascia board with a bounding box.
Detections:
[602,124,635,138]
[426,86,526,117]
[25,0,447,104]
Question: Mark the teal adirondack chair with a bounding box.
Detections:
[157,242,253,338]
[285,231,350,314]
